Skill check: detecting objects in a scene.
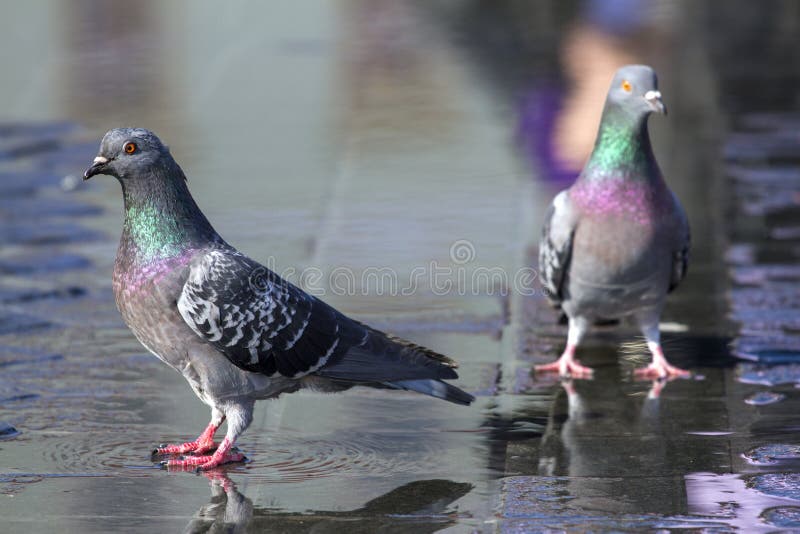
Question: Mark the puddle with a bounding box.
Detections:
[500,476,732,532]
[685,473,800,532]
[0,2,798,532]
[760,506,800,529]
[743,444,800,466]
[746,473,800,501]
[738,363,800,386]
[744,391,786,406]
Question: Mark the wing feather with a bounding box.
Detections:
[177,249,464,384]
[669,197,691,293]
[539,190,577,306]
[178,250,351,378]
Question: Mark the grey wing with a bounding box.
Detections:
[539,190,577,306]
[669,198,691,293]
[177,249,461,386]
[177,249,356,378]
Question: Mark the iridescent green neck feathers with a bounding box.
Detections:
[585,108,655,178]
[120,165,217,264]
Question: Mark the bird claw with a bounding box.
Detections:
[158,451,247,472]
[535,359,594,379]
[163,451,247,471]
[152,439,218,457]
[193,459,249,474]
[633,362,690,380]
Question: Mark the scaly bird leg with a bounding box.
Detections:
[153,422,220,456]
[163,401,253,471]
[153,408,225,457]
[163,436,246,470]
[536,318,593,378]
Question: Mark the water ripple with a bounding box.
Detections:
[238,431,451,483]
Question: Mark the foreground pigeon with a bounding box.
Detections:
[536,65,690,379]
[83,128,473,470]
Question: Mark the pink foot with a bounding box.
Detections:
[162,437,246,471]
[153,423,219,457]
[635,344,690,379]
[155,439,218,456]
[164,451,246,471]
[634,362,690,379]
[535,347,594,379]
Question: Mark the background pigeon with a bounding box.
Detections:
[83,128,473,470]
[536,64,690,379]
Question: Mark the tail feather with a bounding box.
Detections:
[386,379,474,406]
[317,327,460,382]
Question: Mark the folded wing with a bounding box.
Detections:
[539,190,578,307]
[177,249,469,398]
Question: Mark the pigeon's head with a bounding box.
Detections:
[83,128,174,181]
[605,65,666,118]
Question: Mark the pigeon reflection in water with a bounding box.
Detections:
[185,472,472,533]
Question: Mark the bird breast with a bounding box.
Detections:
[569,179,676,285]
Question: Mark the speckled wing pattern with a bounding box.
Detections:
[176,248,462,385]
[539,190,576,306]
[177,249,352,378]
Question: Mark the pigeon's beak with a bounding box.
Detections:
[83,156,110,180]
[644,90,667,115]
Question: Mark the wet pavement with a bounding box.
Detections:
[1,1,799,532]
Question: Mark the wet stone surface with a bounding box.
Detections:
[0,2,799,533]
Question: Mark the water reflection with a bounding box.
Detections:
[186,471,472,533]
[685,472,800,531]
[186,471,253,534]
[536,376,672,478]
[59,2,172,122]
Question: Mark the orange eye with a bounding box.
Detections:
[621,80,632,92]
[124,142,137,154]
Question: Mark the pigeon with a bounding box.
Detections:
[536,65,690,379]
[83,128,474,470]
